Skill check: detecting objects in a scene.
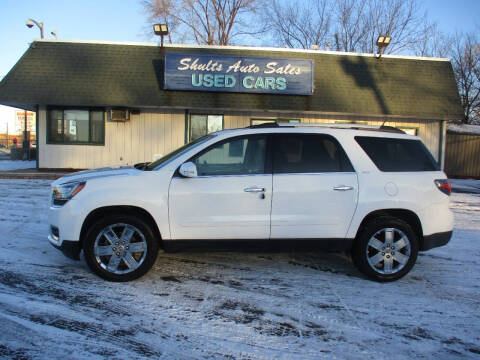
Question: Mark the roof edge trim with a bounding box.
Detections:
[32,39,451,62]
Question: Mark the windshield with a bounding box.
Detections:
[145,135,215,171]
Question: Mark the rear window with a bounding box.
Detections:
[355,136,439,172]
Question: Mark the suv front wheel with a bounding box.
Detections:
[83,215,159,281]
[352,216,419,281]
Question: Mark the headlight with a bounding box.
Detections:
[52,181,86,206]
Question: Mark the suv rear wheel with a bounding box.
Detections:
[352,216,419,281]
[83,215,159,281]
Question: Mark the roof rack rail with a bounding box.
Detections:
[278,122,405,134]
[247,122,406,134]
[248,122,293,129]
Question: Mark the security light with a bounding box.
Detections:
[153,23,169,36]
[376,35,391,47]
[375,34,391,60]
[26,19,34,28]
[51,30,57,39]
[153,23,169,48]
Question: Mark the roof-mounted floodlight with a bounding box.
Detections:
[153,23,169,48]
[375,34,391,60]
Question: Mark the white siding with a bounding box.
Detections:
[38,107,185,169]
[38,107,442,168]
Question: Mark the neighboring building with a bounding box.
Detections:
[445,123,480,178]
[0,39,463,169]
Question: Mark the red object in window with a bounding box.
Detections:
[13,138,17,145]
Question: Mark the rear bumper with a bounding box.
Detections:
[48,234,81,260]
[420,231,453,251]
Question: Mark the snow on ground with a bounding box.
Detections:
[0,179,479,359]
[0,160,35,171]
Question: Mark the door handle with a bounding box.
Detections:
[333,185,354,191]
[244,187,265,193]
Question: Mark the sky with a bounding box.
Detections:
[0,0,479,131]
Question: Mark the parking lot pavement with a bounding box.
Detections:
[0,179,479,359]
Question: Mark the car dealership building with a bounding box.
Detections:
[0,39,463,169]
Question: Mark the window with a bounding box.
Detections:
[190,114,223,141]
[192,136,267,176]
[273,134,354,173]
[355,136,439,172]
[48,109,105,145]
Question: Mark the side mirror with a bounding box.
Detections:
[179,162,198,178]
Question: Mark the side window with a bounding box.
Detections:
[355,136,439,172]
[192,136,267,176]
[273,134,354,173]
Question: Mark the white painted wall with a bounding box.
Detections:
[38,108,185,169]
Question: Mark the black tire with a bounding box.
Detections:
[352,216,419,282]
[83,214,159,281]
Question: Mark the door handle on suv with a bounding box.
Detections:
[333,185,354,191]
[244,187,265,193]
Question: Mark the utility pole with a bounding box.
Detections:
[23,110,30,160]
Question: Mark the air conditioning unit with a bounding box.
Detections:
[110,109,130,122]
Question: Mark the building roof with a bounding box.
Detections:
[0,40,464,120]
[447,123,480,135]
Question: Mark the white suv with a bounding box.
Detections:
[48,124,453,282]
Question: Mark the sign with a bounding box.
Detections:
[164,53,314,95]
[69,120,77,135]
[15,111,36,134]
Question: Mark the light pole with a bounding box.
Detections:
[26,18,44,39]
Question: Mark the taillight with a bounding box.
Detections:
[434,179,451,196]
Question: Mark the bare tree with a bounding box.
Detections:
[142,0,263,45]
[268,0,436,55]
[267,0,331,50]
[142,0,177,44]
[364,0,429,54]
[413,23,453,58]
[450,32,480,124]
[333,0,370,52]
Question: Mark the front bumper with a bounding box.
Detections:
[48,234,81,260]
[420,231,453,251]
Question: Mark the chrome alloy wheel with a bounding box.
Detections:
[94,223,148,275]
[366,228,411,275]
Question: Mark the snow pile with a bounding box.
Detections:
[0,179,479,359]
[0,160,36,171]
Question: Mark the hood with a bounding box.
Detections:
[52,165,141,186]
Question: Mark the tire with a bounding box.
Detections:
[83,214,159,281]
[352,216,419,282]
